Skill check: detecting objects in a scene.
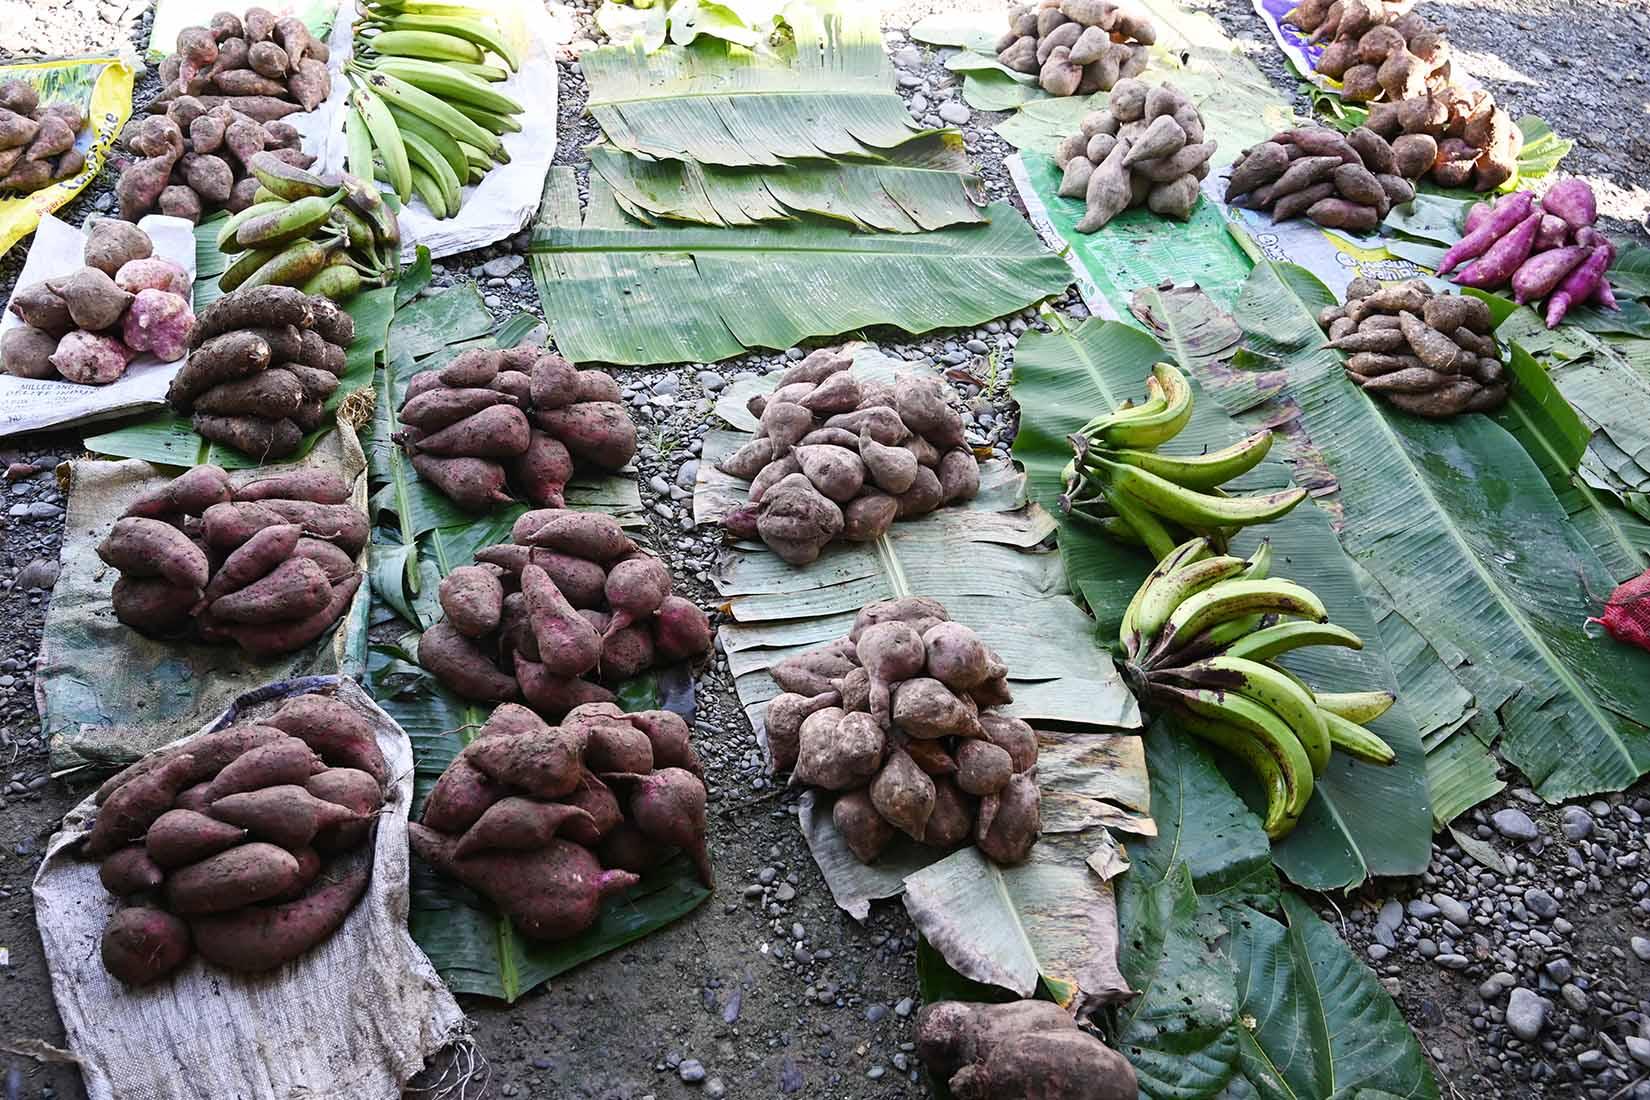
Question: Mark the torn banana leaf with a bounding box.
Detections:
[530,169,1071,366]
[581,6,927,167]
[588,133,987,233]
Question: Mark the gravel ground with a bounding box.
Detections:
[0,1,1647,1098]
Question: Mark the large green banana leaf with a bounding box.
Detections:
[587,133,987,233]
[1011,312,1433,889]
[1226,262,1650,801]
[530,169,1071,366]
[581,6,926,167]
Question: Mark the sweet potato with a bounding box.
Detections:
[462,724,589,799]
[46,267,131,330]
[979,714,1039,772]
[513,431,574,509]
[521,563,601,677]
[122,464,231,522]
[534,401,638,471]
[99,516,210,590]
[305,767,383,850]
[418,621,517,701]
[197,736,323,804]
[167,331,273,409]
[234,469,352,505]
[145,808,248,869]
[102,907,192,986]
[604,555,671,636]
[936,1021,1138,1100]
[100,845,166,896]
[456,798,597,858]
[514,509,636,562]
[236,499,366,555]
[1,324,58,379]
[514,655,617,718]
[50,330,135,385]
[795,708,884,791]
[221,572,361,657]
[208,555,332,624]
[611,767,713,887]
[110,575,196,635]
[209,785,360,852]
[555,771,623,845]
[440,564,505,639]
[410,404,531,458]
[892,677,982,739]
[84,219,154,277]
[976,773,1041,865]
[399,385,519,431]
[422,756,507,834]
[164,841,300,915]
[409,453,513,511]
[189,848,370,972]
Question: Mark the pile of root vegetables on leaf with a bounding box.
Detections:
[715,349,980,564]
[119,100,313,224]
[151,9,332,121]
[1053,79,1215,231]
[996,0,1155,96]
[0,80,90,194]
[418,510,712,717]
[98,464,364,656]
[766,598,1041,866]
[411,700,710,942]
[1224,125,1420,232]
[4,221,194,383]
[86,693,386,983]
[394,345,637,511]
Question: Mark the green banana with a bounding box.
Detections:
[445,60,510,82]
[368,28,484,63]
[1103,430,1274,490]
[453,100,522,135]
[1319,708,1397,765]
[352,82,411,203]
[1314,690,1397,724]
[1118,536,1213,656]
[301,263,365,301]
[1169,704,1306,838]
[1241,539,1272,580]
[1131,555,1248,656]
[329,204,376,252]
[387,104,469,181]
[1162,686,1314,832]
[371,57,523,117]
[1150,577,1329,661]
[408,164,449,218]
[238,237,338,291]
[235,192,340,250]
[378,11,519,70]
[1100,457,1309,530]
[248,155,334,201]
[251,185,283,204]
[217,245,279,293]
[215,199,288,253]
[1166,655,1332,777]
[402,129,462,216]
[1096,363,1193,448]
[1219,620,1364,662]
[346,104,376,186]
[1077,382,1167,437]
[363,69,504,160]
[1103,483,1178,562]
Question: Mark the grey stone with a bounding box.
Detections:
[1627,1036,1650,1068]
[1631,935,1650,961]
[892,46,922,69]
[1434,894,1471,926]
[1560,806,1594,840]
[1524,888,1560,920]
[482,255,523,278]
[1435,953,1470,970]
[1543,958,1573,984]
[938,100,972,125]
[1577,1050,1606,1072]
[678,1060,706,1083]
[1408,899,1441,920]
[895,997,914,1018]
[1367,944,1389,961]
[1377,899,1404,931]
[15,559,58,590]
[705,1079,726,1099]
[1506,988,1549,1040]
[1492,809,1539,841]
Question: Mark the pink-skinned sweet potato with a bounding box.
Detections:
[195,736,323,803]
[99,845,166,896]
[653,594,712,663]
[94,724,285,806]
[948,1027,1137,1100]
[419,622,519,703]
[196,523,301,611]
[207,556,332,624]
[916,999,1077,1081]
[599,622,655,681]
[421,756,507,834]
[596,821,666,874]
[112,575,198,636]
[144,808,247,869]
[460,724,589,800]
[233,469,352,505]
[164,841,302,914]
[534,401,638,471]
[833,789,896,863]
[409,404,531,459]
[923,777,975,850]
[454,798,597,858]
[512,509,635,562]
[474,544,608,609]
[607,767,713,887]
[410,453,514,511]
[770,637,860,697]
[976,772,1041,865]
[979,713,1039,772]
[857,621,927,729]
[795,708,884,791]
[101,907,192,986]
[85,753,199,857]
[627,709,702,776]
[583,715,654,774]
[523,563,602,677]
[557,771,623,845]
[123,464,231,520]
[220,573,361,658]
[603,555,670,635]
[764,691,841,774]
[893,677,982,739]
[870,748,935,841]
[410,826,637,942]
[99,516,211,590]
[439,564,505,639]
[512,430,574,508]
[209,784,362,852]
[514,654,616,718]
[188,848,371,972]
[293,537,358,585]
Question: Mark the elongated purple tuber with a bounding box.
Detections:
[1541,179,1597,230]
[1511,246,1590,305]
[1438,191,1532,275]
[1544,245,1612,328]
[1454,209,1541,289]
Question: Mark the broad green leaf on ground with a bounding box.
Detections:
[531,169,1070,366]
[993,94,1103,150]
[1012,310,1433,887]
[1229,261,1650,801]
[1381,194,1475,244]
[963,67,1052,112]
[83,285,394,469]
[903,834,1133,1019]
[581,7,924,166]
[1609,245,1650,300]
[366,645,709,1001]
[587,133,986,233]
[908,12,1005,53]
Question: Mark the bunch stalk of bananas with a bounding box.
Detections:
[1060,362,1309,559]
[345,0,525,219]
[215,153,400,300]
[1118,536,1398,839]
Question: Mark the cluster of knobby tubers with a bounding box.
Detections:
[418,510,714,718]
[118,97,313,223]
[715,349,980,565]
[165,285,354,458]
[996,0,1154,97]
[0,80,89,194]
[87,692,387,983]
[1292,0,1450,105]
[3,221,194,384]
[151,9,332,121]
[411,700,712,941]
[1225,125,1419,232]
[98,464,366,655]
[1440,183,1619,328]
[1362,87,1520,193]
[395,345,638,512]
[1319,277,1506,416]
[766,598,1041,866]
[917,1001,1139,1100]
[1052,79,1215,233]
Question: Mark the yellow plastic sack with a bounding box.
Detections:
[0,53,135,260]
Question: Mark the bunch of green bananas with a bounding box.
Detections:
[1060,362,1308,558]
[1118,536,1398,839]
[215,153,401,300]
[345,0,524,219]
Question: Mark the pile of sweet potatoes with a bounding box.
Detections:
[164,285,354,458]
[394,345,638,512]
[0,79,90,194]
[1052,79,1216,233]
[1225,125,1420,232]
[766,597,1041,866]
[1363,87,1521,193]
[996,1,1154,97]
[149,9,331,122]
[1290,0,1449,105]
[410,700,711,941]
[118,97,313,223]
[715,348,981,564]
[1439,183,1620,327]
[3,221,194,384]
[98,463,365,656]
[1318,277,1506,416]
[87,691,385,983]
[417,510,713,717]
[917,1001,1138,1100]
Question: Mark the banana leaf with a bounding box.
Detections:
[580,7,928,167]
[908,12,1007,54]
[1225,261,1650,801]
[587,133,987,233]
[530,167,1071,366]
[1011,311,1433,888]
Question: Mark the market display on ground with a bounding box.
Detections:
[0,0,1647,1096]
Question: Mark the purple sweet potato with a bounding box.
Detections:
[197,522,302,609]
[233,469,352,504]
[979,714,1039,772]
[220,572,361,657]
[410,453,513,511]
[196,736,323,803]
[123,464,231,520]
[99,845,166,896]
[763,691,840,773]
[305,767,383,851]
[440,564,506,639]
[1541,179,1597,230]
[208,785,361,852]
[513,431,574,508]
[1436,190,1533,274]
[514,654,616,719]
[557,771,623,844]
[609,767,713,887]
[512,509,636,562]
[628,709,702,776]
[1511,245,1590,304]
[421,756,507,834]
[461,724,589,800]
[1454,209,1542,289]
[101,907,192,986]
[410,404,531,458]
[833,789,896,863]
[399,386,519,430]
[455,798,597,858]
[1545,244,1611,328]
[975,773,1041,865]
[534,401,638,471]
[207,556,332,624]
[145,808,247,869]
[94,725,285,806]
[420,621,519,702]
[85,753,198,857]
[230,498,367,555]
[599,623,655,681]
[603,555,670,635]
[653,594,712,663]
[523,563,602,677]
[189,848,371,972]
[164,841,301,914]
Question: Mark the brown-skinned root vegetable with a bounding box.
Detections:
[956,738,1015,796]
[101,908,192,986]
[410,826,640,941]
[422,757,508,834]
[976,772,1042,865]
[208,784,361,851]
[420,622,521,702]
[188,848,370,973]
[100,846,167,896]
[764,691,841,773]
[980,713,1040,772]
[870,748,936,840]
[757,472,844,565]
[946,1027,1139,1100]
[918,1000,1085,1081]
[144,808,248,869]
[305,769,384,851]
[893,677,984,739]
[194,736,322,803]
[439,564,505,639]
[858,621,928,729]
[794,708,885,791]
[923,777,976,849]
[628,709,703,776]
[833,789,897,862]
[455,799,597,858]
[94,724,285,806]
[463,725,590,800]
[162,841,302,914]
